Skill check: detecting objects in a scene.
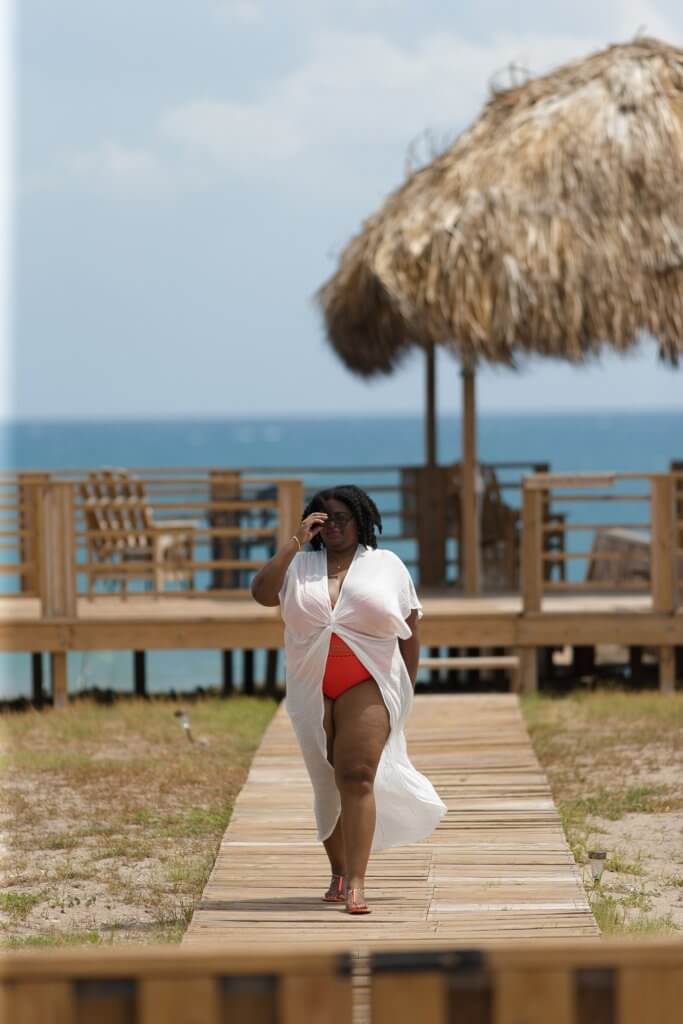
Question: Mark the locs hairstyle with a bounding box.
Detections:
[302,485,382,551]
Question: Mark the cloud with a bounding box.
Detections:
[47,9,683,201]
[159,28,600,173]
[211,0,264,25]
[616,0,678,40]
[62,141,176,200]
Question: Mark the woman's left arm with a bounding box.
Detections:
[398,609,420,688]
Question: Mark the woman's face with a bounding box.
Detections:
[320,498,359,552]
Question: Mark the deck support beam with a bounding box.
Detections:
[659,647,675,693]
[222,651,234,695]
[134,650,147,697]
[50,652,68,709]
[31,653,44,706]
[517,648,538,694]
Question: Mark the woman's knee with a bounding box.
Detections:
[335,761,376,796]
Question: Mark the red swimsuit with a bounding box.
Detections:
[322,632,372,699]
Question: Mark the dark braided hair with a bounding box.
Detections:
[302,485,382,551]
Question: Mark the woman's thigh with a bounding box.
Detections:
[332,679,390,783]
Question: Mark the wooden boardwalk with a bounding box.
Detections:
[184,695,598,949]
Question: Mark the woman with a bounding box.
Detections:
[251,484,446,915]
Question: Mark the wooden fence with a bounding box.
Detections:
[2,941,682,1023]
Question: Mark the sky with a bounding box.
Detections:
[5,0,683,420]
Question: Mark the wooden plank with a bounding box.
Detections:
[138,977,220,1024]
[419,656,519,670]
[4,981,74,1024]
[372,973,446,1024]
[618,966,683,1024]
[495,968,572,1024]
[279,974,352,1024]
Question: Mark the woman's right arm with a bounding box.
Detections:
[250,511,328,606]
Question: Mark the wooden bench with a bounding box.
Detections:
[419,653,521,691]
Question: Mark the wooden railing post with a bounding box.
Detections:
[209,469,242,590]
[18,472,50,595]
[38,481,77,619]
[277,479,305,550]
[651,475,675,614]
[651,474,676,693]
[37,481,77,709]
[521,483,543,613]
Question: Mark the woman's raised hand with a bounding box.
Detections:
[294,512,328,547]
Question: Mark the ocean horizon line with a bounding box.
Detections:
[2,406,681,426]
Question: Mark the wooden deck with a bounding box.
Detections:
[3,591,681,652]
[183,695,599,949]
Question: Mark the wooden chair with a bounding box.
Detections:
[80,469,196,599]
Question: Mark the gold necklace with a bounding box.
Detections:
[327,551,354,578]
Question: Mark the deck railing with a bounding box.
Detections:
[4,466,681,616]
[2,472,303,609]
[521,471,683,613]
[3,460,551,604]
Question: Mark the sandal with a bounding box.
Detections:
[345,887,370,915]
[322,873,346,903]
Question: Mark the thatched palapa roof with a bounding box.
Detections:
[318,38,683,375]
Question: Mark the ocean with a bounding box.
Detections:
[2,410,681,699]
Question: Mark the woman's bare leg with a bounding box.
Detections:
[322,696,345,875]
[332,680,390,893]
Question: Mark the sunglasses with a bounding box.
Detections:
[321,512,353,528]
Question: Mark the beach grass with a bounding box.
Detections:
[0,695,277,947]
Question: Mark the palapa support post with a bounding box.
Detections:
[425,342,437,468]
[651,475,676,692]
[518,483,545,694]
[461,359,479,594]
